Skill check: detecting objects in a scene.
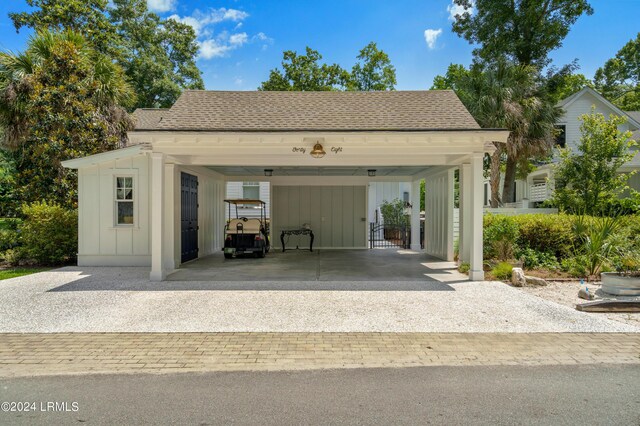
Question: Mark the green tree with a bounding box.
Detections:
[0,30,134,207]
[347,42,396,91]
[10,0,119,58]
[9,0,204,109]
[259,47,347,91]
[430,63,470,90]
[544,65,593,103]
[260,44,396,92]
[0,145,19,217]
[451,0,593,67]
[594,33,640,111]
[553,111,637,215]
[109,0,204,108]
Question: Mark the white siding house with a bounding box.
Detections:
[513,87,640,207]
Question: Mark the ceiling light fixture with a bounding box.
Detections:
[368,169,377,177]
[264,169,273,177]
[310,142,326,159]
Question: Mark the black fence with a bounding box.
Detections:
[369,221,425,249]
[369,223,410,249]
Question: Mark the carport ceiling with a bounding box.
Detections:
[207,166,432,177]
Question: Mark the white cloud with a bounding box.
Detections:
[199,39,232,59]
[220,8,249,22]
[168,15,205,34]
[229,32,248,46]
[424,29,442,49]
[147,0,177,13]
[234,77,243,86]
[198,32,249,59]
[169,7,271,60]
[169,8,249,35]
[447,0,474,21]
[253,32,269,41]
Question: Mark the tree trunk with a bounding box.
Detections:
[490,143,502,208]
[502,154,517,205]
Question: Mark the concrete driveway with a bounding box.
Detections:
[0,250,637,333]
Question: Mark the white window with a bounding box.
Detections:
[242,182,260,200]
[115,176,134,225]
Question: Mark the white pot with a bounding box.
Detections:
[601,272,640,296]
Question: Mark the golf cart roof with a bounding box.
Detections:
[224,199,266,206]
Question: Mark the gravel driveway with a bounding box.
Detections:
[0,266,637,333]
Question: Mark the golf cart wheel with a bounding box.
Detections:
[224,253,233,259]
[257,246,266,258]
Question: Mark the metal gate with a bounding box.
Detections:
[369,223,410,249]
[181,172,198,263]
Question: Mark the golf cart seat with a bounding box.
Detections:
[226,218,262,234]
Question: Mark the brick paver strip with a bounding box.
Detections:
[0,333,638,377]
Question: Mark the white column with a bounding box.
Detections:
[445,168,455,261]
[459,163,471,263]
[469,153,484,281]
[150,153,166,281]
[410,178,421,251]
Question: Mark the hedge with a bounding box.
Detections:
[19,201,77,265]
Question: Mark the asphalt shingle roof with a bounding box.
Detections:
[133,108,168,130]
[136,90,480,132]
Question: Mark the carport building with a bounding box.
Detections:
[62,90,509,281]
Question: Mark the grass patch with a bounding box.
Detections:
[0,267,49,281]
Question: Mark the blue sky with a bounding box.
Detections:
[0,0,638,90]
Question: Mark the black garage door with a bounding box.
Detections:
[181,172,199,263]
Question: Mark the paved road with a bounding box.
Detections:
[2,365,639,425]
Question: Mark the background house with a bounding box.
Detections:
[507,87,640,208]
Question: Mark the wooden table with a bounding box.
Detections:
[280,229,314,252]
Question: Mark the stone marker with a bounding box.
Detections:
[511,268,527,287]
[578,287,595,300]
[525,275,548,287]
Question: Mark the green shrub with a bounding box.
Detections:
[380,198,409,226]
[516,247,559,270]
[483,214,519,261]
[491,261,513,280]
[561,256,589,278]
[458,262,470,273]
[0,228,20,252]
[0,218,21,256]
[512,214,574,259]
[571,214,622,277]
[19,201,77,265]
[0,248,23,266]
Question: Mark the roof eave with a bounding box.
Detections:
[61,144,150,169]
[130,127,497,133]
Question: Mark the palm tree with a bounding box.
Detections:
[458,61,561,206]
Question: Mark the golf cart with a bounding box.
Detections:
[223,199,270,258]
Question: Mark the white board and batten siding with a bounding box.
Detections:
[77,154,151,266]
[272,186,367,249]
[225,182,271,219]
[560,91,633,156]
[77,153,226,268]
